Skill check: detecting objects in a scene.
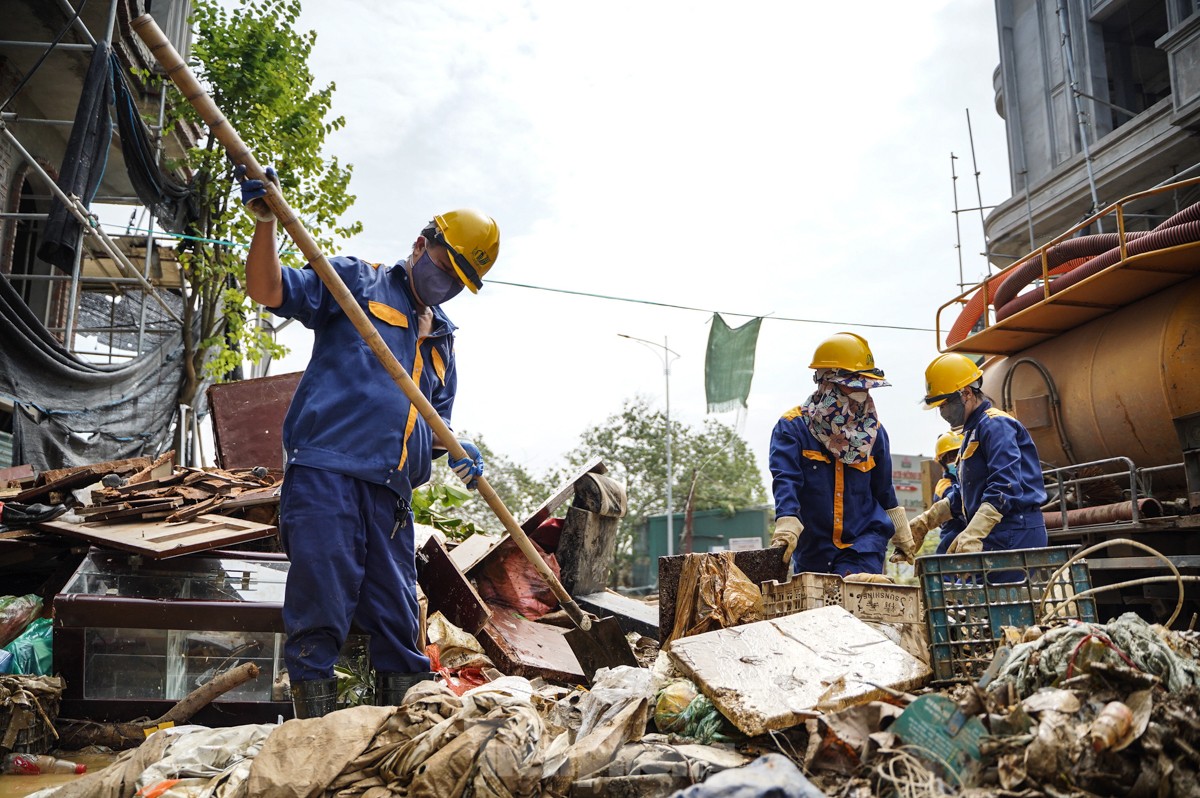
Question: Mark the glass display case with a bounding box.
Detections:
[54,549,364,724]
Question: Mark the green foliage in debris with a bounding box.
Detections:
[411,481,486,543]
[165,0,360,405]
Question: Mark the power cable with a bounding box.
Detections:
[487,279,935,333]
[0,0,90,113]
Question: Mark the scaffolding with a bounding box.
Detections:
[0,0,192,363]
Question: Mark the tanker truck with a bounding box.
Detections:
[936,176,1200,627]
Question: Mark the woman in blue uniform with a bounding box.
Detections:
[920,353,1048,555]
[769,332,916,577]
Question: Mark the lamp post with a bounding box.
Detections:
[618,334,681,557]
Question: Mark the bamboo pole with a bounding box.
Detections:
[131,15,590,631]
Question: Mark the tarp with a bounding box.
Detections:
[0,273,184,471]
[704,314,762,413]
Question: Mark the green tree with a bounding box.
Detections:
[167,0,360,406]
[555,396,768,585]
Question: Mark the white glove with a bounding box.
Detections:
[770,516,803,565]
[948,502,1003,554]
[887,506,917,564]
[909,498,953,550]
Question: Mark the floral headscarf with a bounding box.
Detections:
[802,369,886,464]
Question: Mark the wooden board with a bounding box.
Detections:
[416,536,491,634]
[478,610,585,684]
[33,513,277,559]
[207,372,303,470]
[577,590,659,638]
[666,605,931,737]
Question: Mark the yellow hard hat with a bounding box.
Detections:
[923,353,983,407]
[429,209,500,294]
[809,332,879,373]
[935,430,964,460]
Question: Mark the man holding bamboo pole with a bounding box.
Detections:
[238,166,499,718]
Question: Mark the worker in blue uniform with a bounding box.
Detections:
[769,333,917,579]
[237,166,498,718]
[908,431,967,554]
[920,353,1048,555]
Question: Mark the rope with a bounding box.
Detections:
[1037,538,1186,626]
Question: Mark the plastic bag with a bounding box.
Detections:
[668,552,762,642]
[653,678,698,733]
[0,594,43,648]
[425,644,487,696]
[2,617,53,675]
[671,693,740,745]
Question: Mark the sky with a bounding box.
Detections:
[259,0,1012,492]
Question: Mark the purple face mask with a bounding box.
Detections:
[411,250,464,306]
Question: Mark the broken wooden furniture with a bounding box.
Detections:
[206,372,303,470]
[52,548,365,725]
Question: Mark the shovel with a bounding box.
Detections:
[132,16,637,680]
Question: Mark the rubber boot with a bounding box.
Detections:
[291,677,338,719]
[375,671,435,706]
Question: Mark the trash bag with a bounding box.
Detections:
[654,679,699,733]
[667,753,826,798]
[2,617,53,675]
[0,594,43,648]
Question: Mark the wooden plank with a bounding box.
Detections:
[0,464,35,486]
[577,591,658,638]
[416,536,492,634]
[207,372,304,470]
[665,605,931,737]
[13,468,101,503]
[448,533,507,575]
[32,513,276,559]
[40,457,150,485]
[478,610,585,684]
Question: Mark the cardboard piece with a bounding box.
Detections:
[666,604,931,737]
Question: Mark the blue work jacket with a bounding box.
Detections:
[933,473,966,554]
[270,256,457,497]
[769,407,900,560]
[957,400,1046,523]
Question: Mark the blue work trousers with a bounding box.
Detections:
[795,544,884,578]
[278,465,429,680]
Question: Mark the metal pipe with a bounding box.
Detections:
[54,0,97,45]
[1054,0,1104,229]
[966,109,994,275]
[1043,498,1163,529]
[0,40,93,50]
[0,123,182,324]
[1000,356,1076,463]
[63,229,85,344]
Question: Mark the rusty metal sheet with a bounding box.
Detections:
[416,536,491,634]
[207,372,303,470]
[666,604,931,737]
[33,513,276,559]
[478,610,585,684]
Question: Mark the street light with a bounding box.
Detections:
[618,333,681,557]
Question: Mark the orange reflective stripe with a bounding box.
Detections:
[847,456,875,472]
[397,342,427,471]
[832,460,851,549]
[431,347,446,383]
[802,449,830,462]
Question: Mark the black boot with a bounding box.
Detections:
[375,671,434,706]
[291,677,338,719]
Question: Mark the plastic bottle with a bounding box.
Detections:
[1088,701,1134,752]
[0,752,87,775]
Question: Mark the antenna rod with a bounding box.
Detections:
[950,153,966,291]
[966,108,993,277]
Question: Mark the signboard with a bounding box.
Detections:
[891,453,926,515]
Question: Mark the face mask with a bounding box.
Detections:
[939,395,966,428]
[945,463,958,477]
[410,250,464,306]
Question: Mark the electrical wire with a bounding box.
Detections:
[0,0,90,113]
[487,279,936,333]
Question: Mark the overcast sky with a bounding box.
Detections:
[263,0,1011,492]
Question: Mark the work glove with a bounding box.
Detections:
[845,573,893,584]
[770,516,802,566]
[233,163,279,223]
[886,506,917,564]
[0,501,67,527]
[909,498,953,550]
[948,501,1003,554]
[449,439,484,490]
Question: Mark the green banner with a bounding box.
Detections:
[704,314,762,413]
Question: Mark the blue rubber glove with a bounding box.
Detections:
[449,439,484,490]
[232,163,278,223]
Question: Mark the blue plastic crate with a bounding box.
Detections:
[918,546,1097,683]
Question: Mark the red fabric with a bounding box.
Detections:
[474,537,561,619]
[425,644,487,696]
